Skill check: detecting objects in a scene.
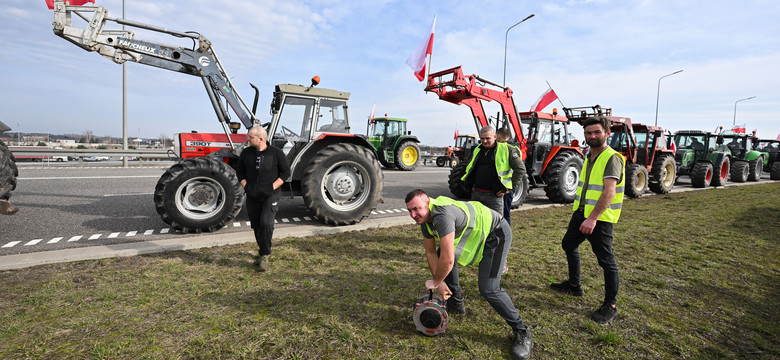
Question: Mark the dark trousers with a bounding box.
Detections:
[441,219,525,330]
[561,209,620,305]
[245,191,281,256]
[502,190,514,224]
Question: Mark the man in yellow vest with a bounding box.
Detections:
[550,116,625,324]
[406,189,532,360]
[461,126,526,217]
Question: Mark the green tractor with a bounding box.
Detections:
[754,139,780,180]
[720,130,765,182]
[673,130,731,188]
[367,116,421,171]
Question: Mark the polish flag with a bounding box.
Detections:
[46,0,94,10]
[406,15,436,82]
[454,128,459,140]
[669,137,677,153]
[776,132,780,141]
[530,87,558,112]
[731,123,746,134]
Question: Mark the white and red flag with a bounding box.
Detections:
[731,123,746,134]
[454,128,459,140]
[530,87,558,112]
[406,15,436,82]
[669,137,677,153]
[46,0,94,10]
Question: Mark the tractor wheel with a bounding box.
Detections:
[395,141,420,171]
[436,156,447,167]
[770,162,780,180]
[747,158,762,181]
[0,140,18,200]
[447,161,471,199]
[625,164,649,198]
[510,175,529,209]
[729,161,749,183]
[649,154,676,194]
[302,143,383,226]
[690,162,713,188]
[154,157,245,233]
[449,156,460,168]
[711,156,730,187]
[543,151,583,203]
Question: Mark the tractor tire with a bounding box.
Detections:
[154,157,245,233]
[625,164,649,198]
[711,156,730,187]
[510,175,529,209]
[0,140,18,200]
[747,158,762,181]
[690,162,713,188]
[729,160,749,183]
[449,156,460,168]
[448,161,471,199]
[771,162,780,180]
[395,141,420,171]
[543,151,583,204]
[435,156,447,167]
[302,143,383,226]
[649,154,676,194]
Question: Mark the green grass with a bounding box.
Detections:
[1,183,779,359]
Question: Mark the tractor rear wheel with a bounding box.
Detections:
[748,158,762,181]
[0,140,18,201]
[510,175,529,209]
[771,162,780,180]
[730,160,749,183]
[625,164,648,198]
[302,143,383,225]
[154,157,244,233]
[447,162,471,199]
[711,157,730,187]
[649,154,676,194]
[690,162,713,188]
[395,141,420,171]
[543,151,583,203]
[435,156,447,167]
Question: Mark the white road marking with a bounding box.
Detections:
[127,231,137,237]
[25,239,43,246]
[3,241,20,248]
[143,230,154,235]
[292,217,300,222]
[160,228,169,234]
[89,234,102,240]
[108,232,120,238]
[304,216,311,221]
[47,237,63,244]
[67,235,83,242]
[233,222,241,227]
[281,218,290,223]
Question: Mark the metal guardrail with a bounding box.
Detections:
[8,148,174,164]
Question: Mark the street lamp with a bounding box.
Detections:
[503,14,535,87]
[733,96,756,126]
[654,70,683,126]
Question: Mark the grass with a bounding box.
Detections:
[1,183,778,359]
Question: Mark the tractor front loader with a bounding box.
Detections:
[49,1,382,232]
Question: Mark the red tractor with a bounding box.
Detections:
[425,66,584,206]
[436,134,478,168]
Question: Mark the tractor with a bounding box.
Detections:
[435,134,478,168]
[0,120,19,214]
[673,130,731,188]
[753,139,780,180]
[720,130,764,182]
[425,66,584,207]
[563,106,677,198]
[50,1,383,232]
[366,116,421,170]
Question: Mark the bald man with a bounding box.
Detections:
[237,126,291,271]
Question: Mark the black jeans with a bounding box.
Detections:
[561,209,619,305]
[245,190,281,256]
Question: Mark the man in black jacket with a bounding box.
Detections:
[237,126,291,271]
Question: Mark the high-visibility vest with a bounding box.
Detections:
[461,142,513,189]
[572,147,625,223]
[425,196,495,266]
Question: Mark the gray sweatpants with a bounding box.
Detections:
[471,190,504,218]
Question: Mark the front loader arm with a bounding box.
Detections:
[50,0,257,138]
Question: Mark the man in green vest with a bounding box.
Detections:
[406,189,533,360]
[550,116,625,324]
[461,126,526,217]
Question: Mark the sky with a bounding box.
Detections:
[1,0,778,146]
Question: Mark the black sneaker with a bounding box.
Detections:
[511,326,533,360]
[446,295,465,315]
[550,280,584,296]
[591,303,617,324]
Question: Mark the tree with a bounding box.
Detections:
[159,133,173,148]
[80,131,94,144]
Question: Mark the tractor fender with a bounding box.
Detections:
[541,146,584,175]
[744,150,762,162]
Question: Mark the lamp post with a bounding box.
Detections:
[733,96,756,126]
[503,14,535,87]
[654,70,683,126]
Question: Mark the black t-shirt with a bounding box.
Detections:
[236,145,291,200]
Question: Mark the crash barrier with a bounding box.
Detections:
[8,147,172,164]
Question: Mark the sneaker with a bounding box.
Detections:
[511,326,533,360]
[258,255,270,272]
[446,294,465,315]
[550,280,584,296]
[591,303,617,324]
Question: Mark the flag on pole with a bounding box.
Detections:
[46,0,94,10]
[731,123,746,134]
[405,15,436,82]
[368,103,376,121]
[530,87,558,112]
[454,128,459,140]
[776,132,780,141]
[669,137,677,153]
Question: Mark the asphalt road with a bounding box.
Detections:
[1,160,775,261]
